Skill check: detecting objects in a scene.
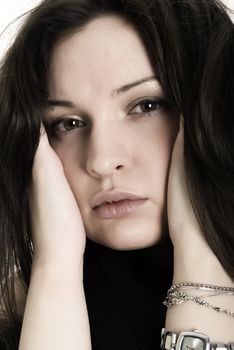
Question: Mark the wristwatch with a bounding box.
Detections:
[161,328,234,350]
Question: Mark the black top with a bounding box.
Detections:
[83,236,173,350]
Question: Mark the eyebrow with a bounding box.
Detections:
[113,76,158,95]
[46,99,75,109]
[46,76,158,108]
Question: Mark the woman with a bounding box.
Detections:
[0,0,233,349]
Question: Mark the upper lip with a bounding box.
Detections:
[91,191,146,209]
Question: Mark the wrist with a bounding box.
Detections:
[32,254,84,282]
[161,328,234,350]
[173,243,234,287]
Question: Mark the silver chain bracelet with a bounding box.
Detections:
[164,282,234,318]
[167,282,234,294]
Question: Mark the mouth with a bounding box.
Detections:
[91,191,147,219]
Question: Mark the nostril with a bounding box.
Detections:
[116,165,123,170]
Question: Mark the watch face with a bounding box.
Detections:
[181,336,206,350]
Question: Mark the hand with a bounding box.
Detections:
[166,121,234,339]
[167,116,202,248]
[167,116,233,285]
[30,125,86,269]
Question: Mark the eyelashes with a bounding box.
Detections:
[45,96,171,136]
[128,97,170,115]
[48,118,86,132]
[44,115,86,138]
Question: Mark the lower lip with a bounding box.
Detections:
[93,199,147,219]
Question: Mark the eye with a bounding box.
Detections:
[129,97,170,115]
[48,116,86,134]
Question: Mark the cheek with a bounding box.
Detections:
[49,137,81,171]
[139,120,178,177]
[139,120,178,211]
[49,141,85,193]
[147,150,171,205]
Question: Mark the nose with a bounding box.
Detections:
[86,123,130,178]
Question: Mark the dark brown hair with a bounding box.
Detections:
[0,0,233,348]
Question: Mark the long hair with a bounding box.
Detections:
[0,0,233,347]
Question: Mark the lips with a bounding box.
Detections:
[91,191,147,219]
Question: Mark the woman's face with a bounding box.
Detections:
[46,16,179,250]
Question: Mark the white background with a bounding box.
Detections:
[0,0,234,58]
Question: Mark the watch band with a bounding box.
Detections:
[161,328,234,350]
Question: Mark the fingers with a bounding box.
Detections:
[171,114,184,167]
[32,122,61,175]
[175,114,184,147]
[38,123,50,149]
[40,123,46,136]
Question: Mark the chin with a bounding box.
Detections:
[86,223,164,251]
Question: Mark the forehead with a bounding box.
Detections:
[48,16,154,99]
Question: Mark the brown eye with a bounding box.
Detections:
[140,100,159,113]
[61,118,85,131]
[50,116,86,133]
[129,98,170,115]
